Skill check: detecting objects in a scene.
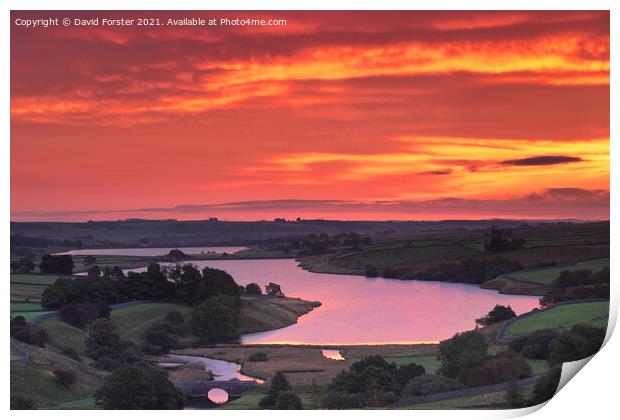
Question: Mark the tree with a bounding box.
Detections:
[464,351,532,387]
[172,264,203,305]
[142,322,178,354]
[548,325,605,366]
[167,249,188,260]
[401,374,463,398]
[475,305,516,327]
[265,282,284,297]
[438,330,489,380]
[87,265,102,278]
[59,301,100,328]
[39,254,74,274]
[190,296,239,341]
[259,371,291,408]
[508,329,559,359]
[84,255,97,267]
[274,391,303,409]
[54,369,77,388]
[85,318,123,361]
[245,283,262,294]
[14,257,35,273]
[484,228,526,253]
[322,391,364,409]
[530,366,561,405]
[95,365,186,409]
[197,267,241,301]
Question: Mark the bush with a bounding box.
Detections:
[438,330,488,380]
[464,351,532,387]
[401,373,463,397]
[259,372,291,409]
[530,366,561,405]
[322,391,365,409]
[85,318,123,361]
[548,325,605,366]
[274,391,303,409]
[59,302,100,328]
[245,283,262,294]
[95,365,186,409]
[190,295,239,341]
[475,305,516,327]
[60,346,81,361]
[53,369,77,388]
[249,352,269,362]
[142,322,178,354]
[11,395,35,410]
[10,317,48,347]
[509,329,559,359]
[93,355,120,371]
[164,310,185,325]
[505,380,526,408]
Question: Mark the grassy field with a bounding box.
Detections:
[503,301,609,338]
[10,342,103,409]
[349,353,441,374]
[495,258,610,286]
[239,296,320,334]
[10,302,44,312]
[12,311,54,322]
[405,384,535,409]
[10,273,61,285]
[219,384,323,410]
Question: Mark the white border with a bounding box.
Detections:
[3,1,617,419]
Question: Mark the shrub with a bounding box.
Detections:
[53,369,77,388]
[245,283,262,294]
[95,365,186,409]
[60,346,81,361]
[438,330,488,380]
[85,318,123,361]
[548,325,605,366]
[59,302,100,328]
[142,322,178,354]
[11,395,35,410]
[259,372,291,409]
[249,352,269,362]
[475,305,516,327]
[164,310,185,325]
[274,391,303,409]
[322,391,364,409]
[401,373,463,397]
[530,366,561,405]
[92,355,120,371]
[464,351,532,387]
[509,329,559,359]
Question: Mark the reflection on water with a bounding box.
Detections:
[165,354,264,383]
[322,349,345,360]
[54,246,246,257]
[207,389,229,404]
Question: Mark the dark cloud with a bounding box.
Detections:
[420,169,453,175]
[500,156,583,166]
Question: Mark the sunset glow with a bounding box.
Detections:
[10,11,609,221]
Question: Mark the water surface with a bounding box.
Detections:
[165,354,263,383]
[152,259,539,345]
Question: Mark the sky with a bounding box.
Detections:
[10,11,609,221]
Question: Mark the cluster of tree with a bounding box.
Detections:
[259,372,303,409]
[540,267,610,307]
[190,295,240,342]
[323,355,426,408]
[438,330,533,388]
[509,329,560,359]
[11,395,36,410]
[39,254,74,275]
[415,257,523,284]
[255,232,373,256]
[484,228,526,253]
[10,257,35,273]
[166,249,188,260]
[10,316,49,347]
[241,282,262,294]
[41,263,243,311]
[475,305,516,328]
[59,301,110,328]
[10,235,85,257]
[141,310,186,354]
[95,364,186,409]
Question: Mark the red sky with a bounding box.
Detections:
[10,11,609,221]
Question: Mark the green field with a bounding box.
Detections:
[219,385,323,410]
[500,258,610,286]
[10,302,44,312]
[376,354,441,374]
[503,302,609,338]
[406,384,535,409]
[11,311,54,322]
[111,303,193,342]
[10,273,62,285]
